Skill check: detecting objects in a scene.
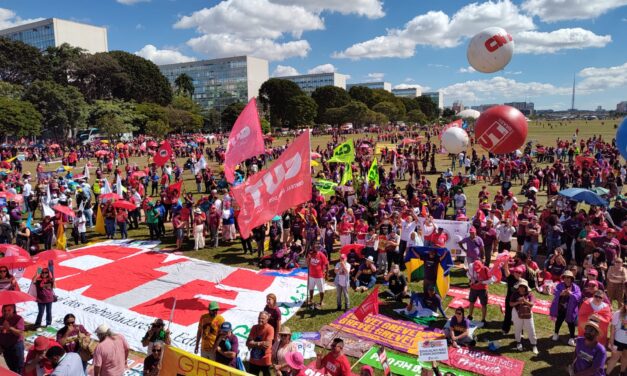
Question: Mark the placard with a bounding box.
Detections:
[418,339,449,361]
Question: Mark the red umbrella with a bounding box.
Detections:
[33,249,74,262]
[131,171,147,178]
[95,150,109,157]
[52,205,75,218]
[147,141,158,148]
[0,245,29,258]
[340,244,365,258]
[112,200,135,210]
[0,290,36,305]
[401,138,416,145]
[100,193,121,200]
[0,256,33,268]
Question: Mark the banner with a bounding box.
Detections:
[359,346,474,376]
[314,325,374,358]
[328,139,355,164]
[154,140,173,167]
[224,98,265,183]
[416,218,471,256]
[17,241,311,356]
[418,339,449,361]
[232,131,311,239]
[313,180,338,196]
[374,143,396,155]
[446,287,551,315]
[367,158,379,188]
[329,310,443,355]
[444,347,524,376]
[161,345,250,376]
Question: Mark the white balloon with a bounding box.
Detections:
[514,149,523,157]
[458,109,481,119]
[441,127,470,154]
[467,27,514,73]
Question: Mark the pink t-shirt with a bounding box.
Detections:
[93,334,129,376]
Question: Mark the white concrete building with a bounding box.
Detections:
[281,72,348,94]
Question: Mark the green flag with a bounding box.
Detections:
[368,158,379,188]
[314,179,338,195]
[328,139,355,163]
[340,163,352,185]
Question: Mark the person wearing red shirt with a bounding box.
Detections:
[468,260,491,325]
[354,219,368,245]
[306,247,329,308]
[316,338,351,376]
[23,336,61,376]
[431,227,448,248]
[337,218,354,247]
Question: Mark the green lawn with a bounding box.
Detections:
[24,118,624,376]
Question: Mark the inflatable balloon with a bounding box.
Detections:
[458,109,481,119]
[475,105,528,154]
[617,117,627,160]
[441,127,470,154]
[467,27,514,73]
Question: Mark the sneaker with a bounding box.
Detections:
[568,338,576,347]
[532,346,538,355]
[516,343,523,351]
[552,333,559,341]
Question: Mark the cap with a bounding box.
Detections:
[514,279,529,289]
[279,326,292,335]
[194,208,201,214]
[366,256,374,262]
[33,336,50,351]
[512,266,525,274]
[469,226,476,234]
[340,254,347,260]
[606,228,616,234]
[295,240,302,246]
[587,268,598,276]
[209,301,220,311]
[360,366,374,376]
[561,270,574,279]
[284,351,306,370]
[95,324,109,335]
[220,322,232,332]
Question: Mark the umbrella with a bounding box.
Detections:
[33,249,74,262]
[52,205,75,218]
[131,171,147,178]
[112,200,135,210]
[0,291,36,305]
[340,244,365,258]
[0,245,29,258]
[95,150,109,157]
[100,193,121,200]
[49,144,60,149]
[100,140,110,144]
[558,188,608,206]
[116,143,127,149]
[401,138,416,145]
[0,256,33,268]
[591,187,609,196]
[311,152,321,159]
[147,141,158,148]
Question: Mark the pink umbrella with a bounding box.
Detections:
[146,141,158,148]
[0,245,29,258]
[52,205,75,218]
[311,152,322,159]
[95,150,109,157]
[131,171,147,178]
[33,249,74,262]
[0,291,36,305]
[100,193,121,200]
[0,256,33,268]
[112,200,135,210]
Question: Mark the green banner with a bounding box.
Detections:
[314,179,338,195]
[340,163,353,185]
[368,158,379,188]
[328,139,355,163]
[359,346,475,376]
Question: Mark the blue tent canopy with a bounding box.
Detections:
[558,188,608,207]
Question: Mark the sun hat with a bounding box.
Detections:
[584,320,600,332]
[284,351,306,370]
[360,366,374,376]
[209,301,220,311]
[279,326,292,335]
[561,270,575,279]
[587,268,598,276]
[514,279,529,289]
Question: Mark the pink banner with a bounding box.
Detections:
[232,131,311,239]
[447,287,551,315]
[445,347,524,376]
[224,98,265,183]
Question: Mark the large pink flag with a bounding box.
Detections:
[232,131,311,239]
[224,98,265,183]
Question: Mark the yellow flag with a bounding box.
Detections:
[56,222,67,250]
[340,163,352,185]
[95,207,105,235]
[328,139,355,164]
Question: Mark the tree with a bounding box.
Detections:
[96,113,133,141]
[365,110,388,125]
[0,38,50,85]
[202,108,221,131]
[415,96,440,121]
[108,50,172,105]
[88,100,140,139]
[134,102,168,134]
[442,108,456,118]
[171,95,202,115]
[400,97,420,113]
[0,82,24,99]
[71,52,126,102]
[166,107,203,133]
[145,119,170,139]
[221,102,246,130]
[407,109,427,125]
[261,118,271,134]
[311,86,351,124]
[372,101,405,123]
[44,43,84,85]
[174,73,194,97]
[285,95,317,128]
[348,86,374,107]
[23,80,87,139]
[0,97,42,137]
[258,78,304,128]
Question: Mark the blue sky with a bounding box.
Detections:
[2,0,626,110]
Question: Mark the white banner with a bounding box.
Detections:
[418,218,471,257]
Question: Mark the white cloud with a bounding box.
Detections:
[521,0,627,22]
[516,28,611,54]
[333,0,609,59]
[116,0,150,4]
[272,65,300,77]
[307,63,337,74]
[393,83,431,92]
[367,72,385,81]
[185,34,310,61]
[505,71,523,75]
[0,8,43,29]
[135,45,196,65]
[459,66,476,73]
[404,78,414,82]
[269,0,384,19]
[440,76,570,103]
[577,61,627,92]
[428,64,449,68]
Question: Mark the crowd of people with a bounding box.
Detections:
[0,124,625,375]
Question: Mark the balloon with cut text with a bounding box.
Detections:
[475,105,528,154]
[616,116,627,160]
[441,127,470,154]
[467,27,514,73]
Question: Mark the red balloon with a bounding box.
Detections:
[475,105,528,154]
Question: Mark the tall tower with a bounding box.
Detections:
[571,73,576,111]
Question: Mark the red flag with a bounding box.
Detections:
[224,98,265,183]
[154,141,173,167]
[353,286,379,322]
[232,131,311,239]
[167,180,183,199]
[488,253,510,283]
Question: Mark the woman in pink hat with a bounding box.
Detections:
[283,351,306,376]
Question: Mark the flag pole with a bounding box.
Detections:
[349,348,369,371]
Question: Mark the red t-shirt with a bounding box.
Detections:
[321,353,351,376]
[338,222,353,235]
[308,251,329,278]
[432,232,448,247]
[470,267,490,291]
[355,223,368,240]
[24,339,62,376]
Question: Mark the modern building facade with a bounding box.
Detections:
[0,18,108,53]
[347,81,392,92]
[281,72,347,94]
[422,91,444,109]
[504,101,535,116]
[451,101,464,113]
[471,104,499,112]
[617,101,627,113]
[159,56,269,112]
[392,87,422,98]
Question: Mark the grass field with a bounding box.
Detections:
[25,118,625,376]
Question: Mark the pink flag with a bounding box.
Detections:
[353,286,379,322]
[232,131,311,238]
[224,98,265,183]
[488,253,510,283]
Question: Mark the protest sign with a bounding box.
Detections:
[161,345,249,376]
[359,346,475,376]
[418,339,449,362]
[445,347,524,376]
[329,310,443,355]
[447,287,551,315]
[314,325,374,358]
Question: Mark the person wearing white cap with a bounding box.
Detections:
[509,279,538,354]
[92,324,129,376]
[354,256,377,293]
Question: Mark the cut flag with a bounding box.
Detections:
[353,286,379,321]
[404,246,454,298]
[368,158,379,188]
[167,180,183,200]
[224,98,265,183]
[328,139,355,164]
[314,180,338,196]
[154,140,173,167]
[340,163,352,186]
